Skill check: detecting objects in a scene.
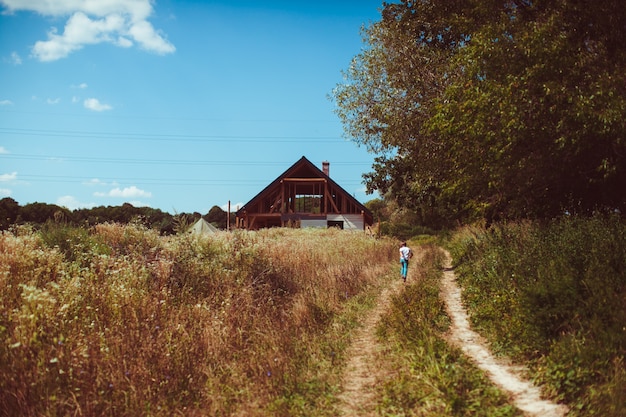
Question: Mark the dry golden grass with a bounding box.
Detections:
[0,224,395,416]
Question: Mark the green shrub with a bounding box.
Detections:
[39,221,111,263]
[448,215,626,415]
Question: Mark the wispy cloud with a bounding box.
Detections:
[0,147,9,154]
[0,172,17,182]
[83,178,119,187]
[1,0,175,61]
[127,200,150,208]
[221,202,243,212]
[0,188,11,197]
[57,195,96,210]
[3,51,22,65]
[84,97,112,111]
[0,100,13,106]
[94,185,152,198]
[47,97,61,104]
[71,82,88,89]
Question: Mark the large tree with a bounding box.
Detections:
[334,0,626,224]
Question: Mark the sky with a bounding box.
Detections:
[0,0,385,215]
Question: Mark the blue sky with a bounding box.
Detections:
[0,0,383,214]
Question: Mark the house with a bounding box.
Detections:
[235,156,373,230]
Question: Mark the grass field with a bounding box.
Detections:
[3,216,623,416]
[0,224,395,416]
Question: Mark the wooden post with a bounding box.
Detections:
[227,200,230,231]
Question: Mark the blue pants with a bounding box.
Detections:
[400,259,409,278]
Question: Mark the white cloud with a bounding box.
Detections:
[84,97,112,111]
[4,51,22,65]
[0,100,13,106]
[0,147,9,154]
[117,36,133,48]
[84,178,105,186]
[221,202,243,212]
[0,188,11,198]
[1,0,153,19]
[0,172,17,182]
[83,178,118,187]
[2,0,175,61]
[94,185,151,198]
[47,97,61,104]
[71,82,88,89]
[128,19,174,54]
[127,200,150,208]
[57,195,96,210]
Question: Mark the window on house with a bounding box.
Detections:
[295,194,322,213]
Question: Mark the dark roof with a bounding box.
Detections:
[236,156,372,219]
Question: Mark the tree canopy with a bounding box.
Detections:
[0,198,231,233]
[334,0,626,226]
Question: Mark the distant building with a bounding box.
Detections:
[235,156,373,230]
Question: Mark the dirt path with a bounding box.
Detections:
[440,249,569,417]
[336,276,403,416]
[337,250,568,416]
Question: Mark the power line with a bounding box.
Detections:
[0,127,349,143]
[0,109,340,124]
[2,153,372,167]
[15,174,365,187]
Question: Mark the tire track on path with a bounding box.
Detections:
[336,275,403,416]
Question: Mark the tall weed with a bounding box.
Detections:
[0,224,395,416]
[448,215,626,415]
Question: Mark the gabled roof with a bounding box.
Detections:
[236,156,372,220]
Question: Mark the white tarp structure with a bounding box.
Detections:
[189,218,218,235]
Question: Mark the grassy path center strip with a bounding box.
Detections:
[337,276,403,416]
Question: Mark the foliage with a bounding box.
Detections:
[447,215,626,415]
[333,0,626,225]
[0,198,233,234]
[18,202,72,225]
[377,243,521,416]
[205,205,230,229]
[379,206,437,240]
[0,197,19,230]
[0,224,395,416]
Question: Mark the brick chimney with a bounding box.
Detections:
[322,161,330,176]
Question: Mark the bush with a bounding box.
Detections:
[448,215,626,415]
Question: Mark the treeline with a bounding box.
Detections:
[334,0,626,227]
[0,197,233,233]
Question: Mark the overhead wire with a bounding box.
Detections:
[0,127,348,143]
[0,122,371,189]
[2,153,370,166]
[15,174,365,187]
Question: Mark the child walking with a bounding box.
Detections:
[399,241,412,282]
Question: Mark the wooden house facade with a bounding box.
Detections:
[235,156,373,230]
